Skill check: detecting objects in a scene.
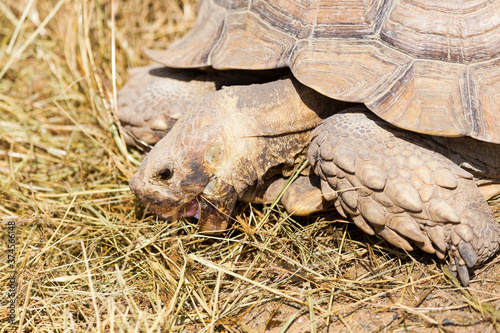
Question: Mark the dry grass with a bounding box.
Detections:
[1,1,500,332]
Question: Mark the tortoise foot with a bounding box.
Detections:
[242,174,332,216]
[308,109,500,286]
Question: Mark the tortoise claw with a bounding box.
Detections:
[456,260,470,286]
[458,241,477,268]
[448,254,471,286]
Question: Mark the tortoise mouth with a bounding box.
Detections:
[174,196,200,219]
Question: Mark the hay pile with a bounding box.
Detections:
[1,0,499,331]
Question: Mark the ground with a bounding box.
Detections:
[0,0,499,332]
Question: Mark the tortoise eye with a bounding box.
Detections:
[158,168,173,181]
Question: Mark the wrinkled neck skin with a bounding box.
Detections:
[130,77,343,233]
[220,82,338,195]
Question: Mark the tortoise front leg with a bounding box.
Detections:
[308,108,500,286]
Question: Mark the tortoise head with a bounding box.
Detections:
[129,105,237,233]
[129,78,332,233]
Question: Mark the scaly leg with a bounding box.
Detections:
[308,108,500,286]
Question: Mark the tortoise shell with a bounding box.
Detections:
[146,0,500,143]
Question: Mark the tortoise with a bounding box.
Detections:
[119,0,500,286]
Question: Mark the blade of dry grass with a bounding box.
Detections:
[0,0,67,80]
